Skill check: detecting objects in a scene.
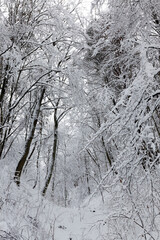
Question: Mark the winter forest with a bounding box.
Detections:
[0,0,160,239]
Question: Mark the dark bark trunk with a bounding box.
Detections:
[14,87,45,186]
[42,107,58,196]
[84,156,91,195]
[0,64,10,159]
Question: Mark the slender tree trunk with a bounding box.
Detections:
[84,156,91,195]
[14,87,45,186]
[63,146,68,207]
[42,106,58,196]
[0,64,10,159]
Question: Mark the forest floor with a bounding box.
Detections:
[0,181,112,240]
[51,195,110,240]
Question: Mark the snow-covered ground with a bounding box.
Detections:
[0,183,111,240]
[0,172,159,240]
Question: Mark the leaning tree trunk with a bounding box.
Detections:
[0,64,10,159]
[42,106,58,196]
[14,87,45,186]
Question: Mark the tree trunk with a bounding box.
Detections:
[14,87,45,186]
[0,64,10,159]
[42,106,58,196]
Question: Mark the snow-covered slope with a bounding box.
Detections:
[0,181,109,240]
[0,172,159,240]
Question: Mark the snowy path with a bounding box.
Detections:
[0,190,110,240]
[53,206,107,240]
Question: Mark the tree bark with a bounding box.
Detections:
[42,106,58,196]
[0,64,10,159]
[14,87,45,186]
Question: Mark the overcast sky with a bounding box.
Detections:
[80,0,92,16]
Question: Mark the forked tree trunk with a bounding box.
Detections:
[14,87,45,186]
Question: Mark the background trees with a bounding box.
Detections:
[0,0,82,197]
[0,0,160,239]
[81,0,160,238]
